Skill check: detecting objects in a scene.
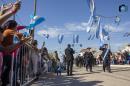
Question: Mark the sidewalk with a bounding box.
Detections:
[98,64,130,67]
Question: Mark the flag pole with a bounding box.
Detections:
[30,0,37,40]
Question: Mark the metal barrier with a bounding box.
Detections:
[0,43,43,86]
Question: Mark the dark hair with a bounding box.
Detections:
[67,44,71,47]
[2,20,17,30]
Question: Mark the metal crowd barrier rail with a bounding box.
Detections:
[0,43,43,86]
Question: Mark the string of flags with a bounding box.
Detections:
[58,34,64,44]
[43,34,49,39]
[1,0,129,49]
[73,34,79,44]
[86,0,128,45]
[26,15,45,29]
[115,16,121,25]
[14,16,45,31]
[124,32,130,37]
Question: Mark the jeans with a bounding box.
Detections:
[1,55,12,86]
[67,60,73,75]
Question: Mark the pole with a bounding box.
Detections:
[30,0,37,39]
[34,0,37,16]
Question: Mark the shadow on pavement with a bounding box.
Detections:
[111,67,130,73]
[75,71,101,76]
[30,73,104,86]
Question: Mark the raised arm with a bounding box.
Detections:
[7,36,32,52]
[0,3,13,15]
[0,1,21,25]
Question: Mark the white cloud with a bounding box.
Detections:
[37,27,72,38]
[64,22,125,33]
[103,21,130,33]
[121,21,130,27]
[120,21,130,32]
[103,25,123,32]
[37,21,130,38]
[37,22,88,38]
[65,22,87,31]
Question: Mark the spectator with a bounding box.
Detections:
[54,51,60,61]
[0,2,22,85]
[31,40,39,77]
[41,43,49,60]
[47,60,52,72]
[1,20,30,86]
[0,1,24,52]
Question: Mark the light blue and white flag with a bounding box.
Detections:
[95,17,101,38]
[73,35,79,43]
[58,34,64,44]
[87,0,95,16]
[86,0,96,33]
[98,25,109,44]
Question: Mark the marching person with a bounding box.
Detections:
[84,47,94,72]
[65,44,75,76]
[100,44,112,73]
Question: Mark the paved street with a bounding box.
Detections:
[30,65,130,86]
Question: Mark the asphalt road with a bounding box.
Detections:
[30,65,130,86]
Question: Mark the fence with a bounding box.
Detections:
[0,43,43,86]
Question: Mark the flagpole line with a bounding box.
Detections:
[97,14,117,19]
[87,0,120,19]
[29,0,37,39]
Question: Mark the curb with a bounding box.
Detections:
[97,65,130,68]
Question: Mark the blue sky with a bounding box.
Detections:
[0,0,130,53]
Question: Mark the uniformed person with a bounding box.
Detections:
[65,44,75,76]
[100,44,112,73]
[84,47,94,72]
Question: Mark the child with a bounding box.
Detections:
[56,61,62,76]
